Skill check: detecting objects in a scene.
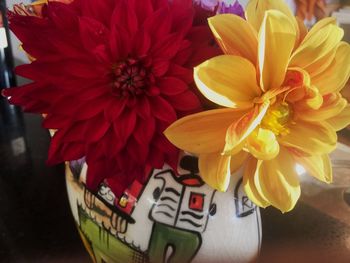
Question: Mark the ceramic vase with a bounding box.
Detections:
[65,153,262,263]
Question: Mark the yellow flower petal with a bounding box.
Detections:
[224,101,270,155]
[279,121,337,155]
[258,10,297,91]
[247,127,280,160]
[290,18,344,73]
[326,104,350,131]
[299,18,339,77]
[31,0,47,5]
[199,153,231,192]
[293,85,323,111]
[208,14,258,65]
[255,147,301,213]
[164,108,246,154]
[297,93,347,121]
[306,50,337,79]
[306,17,337,36]
[243,157,270,208]
[246,0,297,34]
[194,55,261,109]
[305,87,323,110]
[312,42,350,94]
[284,68,311,103]
[230,150,249,174]
[293,154,332,183]
[294,17,338,47]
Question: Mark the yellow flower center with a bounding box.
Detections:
[261,101,292,136]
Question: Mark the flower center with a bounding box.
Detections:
[261,101,293,136]
[112,58,149,98]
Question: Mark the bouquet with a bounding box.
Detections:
[3,0,350,214]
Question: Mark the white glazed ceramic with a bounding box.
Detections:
[66,153,261,263]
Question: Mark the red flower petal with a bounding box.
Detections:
[168,63,193,84]
[104,99,126,122]
[166,90,201,111]
[86,159,108,191]
[171,40,192,65]
[170,2,193,36]
[76,81,109,100]
[15,63,45,80]
[151,33,182,60]
[86,142,106,162]
[47,130,65,165]
[102,129,123,158]
[42,114,72,129]
[61,142,85,161]
[84,113,110,142]
[113,109,137,143]
[22,100,49,113]
[159,77,188,95]
[127,137,149,163]
[61,122,87,142]
[146,86,161,96]
[132,29,151,57]
[150,0,168,10]
[63,60,105,78]
[109,25,131,61]
[79,0,115,27]
[165,147,179,172]
[78,16,109,52]
[136,97,151,119]
[143,7,172,40]
[147,143,165,168]
[152,59,170,77]
[150,96,177,123]
[154,132,176,153]
[133,0,154,24]
[185,27,221,67]
[111,0,138,37]
[47,2,79,31]
[134,116,155,144]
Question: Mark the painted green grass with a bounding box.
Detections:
[78,206,148,263]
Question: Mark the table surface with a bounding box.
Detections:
[0,97,349,263]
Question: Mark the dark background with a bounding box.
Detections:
[0,98,89,262]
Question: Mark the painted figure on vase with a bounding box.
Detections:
[147,156,217,262]
[66,154,261,263]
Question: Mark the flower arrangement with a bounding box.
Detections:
[3,0,350,213]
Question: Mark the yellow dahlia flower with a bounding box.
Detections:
[164,0,350,212]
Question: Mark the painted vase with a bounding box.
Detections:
[66,153,262,263]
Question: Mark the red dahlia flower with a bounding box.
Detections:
[4,0,217,195]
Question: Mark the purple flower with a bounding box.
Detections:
[194,0,245,18]
[217,1,245,18]
[194,0,219,11]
